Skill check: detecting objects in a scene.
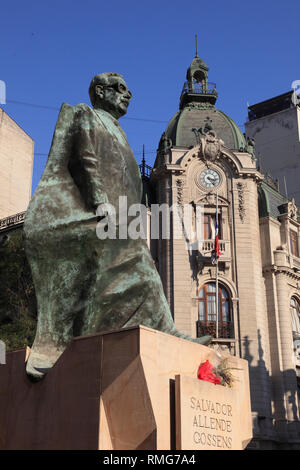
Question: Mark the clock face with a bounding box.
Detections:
[199,169,221,188]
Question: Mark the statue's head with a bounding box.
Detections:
[88,72,132,119]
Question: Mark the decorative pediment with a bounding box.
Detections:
[193,192,229,207]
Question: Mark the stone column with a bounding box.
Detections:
[262,269,287,439]
[274,250,300,438]
[165,175,173,314]
[233,177,274,442]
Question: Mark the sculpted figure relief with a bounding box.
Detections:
[24,73,211,381]
[200,130,224,163]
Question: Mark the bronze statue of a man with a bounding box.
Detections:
[24,73,210,380]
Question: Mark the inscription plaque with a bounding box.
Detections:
[175,375,243,450]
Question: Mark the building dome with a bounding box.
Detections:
[165,106,246,150]
[164,54,246,151]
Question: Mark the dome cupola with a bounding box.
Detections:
[164,43,246,151]
[180,37,218,109]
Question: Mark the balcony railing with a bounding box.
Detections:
[283,252,300,271]
[139,162,152,178]
[291,255,300,270]
[198,240,226,252]
[197,240,231,260]
[197,320,234,339]
[180,81,218,99]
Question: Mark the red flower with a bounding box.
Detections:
[197,360,221,385]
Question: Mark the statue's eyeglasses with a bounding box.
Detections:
[102,82,132,98]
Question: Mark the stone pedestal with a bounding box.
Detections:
[0,326,252,450]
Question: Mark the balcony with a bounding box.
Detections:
[281,252,300,272]
[180,81,218,99]
[196,240,231,269]
[197,320,234,339]
[292,256,300,270]
[198,240,227,253]
[179,80,218,108]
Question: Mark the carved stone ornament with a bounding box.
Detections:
[186,103,215,111]
[199,130,224,163]
[176,178,184,206]
[198,192,216,205]
[288,198,298,220]
[236,181,246,222]
[278,198,298,220]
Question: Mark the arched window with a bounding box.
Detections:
[197,282,233,338]
[290,297,300,334]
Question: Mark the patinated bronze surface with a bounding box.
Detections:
[24,73,211,381]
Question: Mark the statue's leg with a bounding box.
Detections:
[25,234,97,381]
[80,237,211,345]
[120,241,212,345]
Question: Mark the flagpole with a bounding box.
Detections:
[215,191,219,339]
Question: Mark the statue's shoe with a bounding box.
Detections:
[194,335,212,345]
[26,347,64,382]
[166,325,212,346]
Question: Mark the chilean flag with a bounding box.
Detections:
[211,216,221,265]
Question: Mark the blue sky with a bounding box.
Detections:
[1,0,299,193]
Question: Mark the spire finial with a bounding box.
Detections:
[195,34,198,57]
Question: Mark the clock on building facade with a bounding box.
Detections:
[199,168,221,188]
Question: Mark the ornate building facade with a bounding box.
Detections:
[147,53,300,449]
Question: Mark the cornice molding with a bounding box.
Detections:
[263,264,300,280]
[0,211,26,231]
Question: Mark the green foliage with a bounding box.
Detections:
[0,228,37,350]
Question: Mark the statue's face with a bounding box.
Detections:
[95,76,132,119]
